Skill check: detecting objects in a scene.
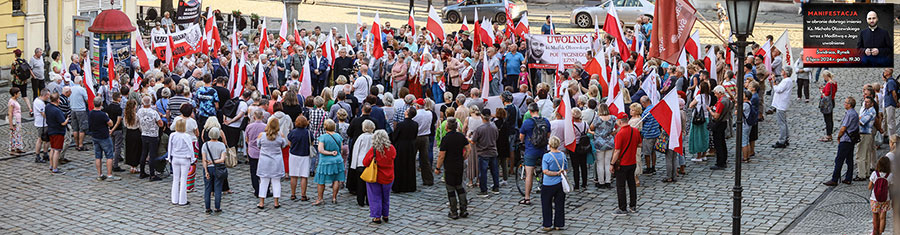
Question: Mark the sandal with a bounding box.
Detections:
[518,198,532,205]
[371,218,382,224]
[312,200,323,206]
[300,196,309,201]
[290,195,297,201]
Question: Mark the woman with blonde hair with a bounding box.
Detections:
[540,136,568,231]
[313,119,346,205]
[322,87,335,111]
[628,103,644,185]
[364,130,396,224]
[256,118,288,209]
[819,70,838,142]
[168,119,195,206]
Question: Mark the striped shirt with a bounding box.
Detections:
[168,95,192,117]
[641,105,661,139]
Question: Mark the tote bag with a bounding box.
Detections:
[360,148,379,183]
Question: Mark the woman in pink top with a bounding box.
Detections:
[8,87,24,153]
[391,53,409,96]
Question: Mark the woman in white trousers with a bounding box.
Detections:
[168,119,196,205]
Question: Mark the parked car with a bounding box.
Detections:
[570,0,654,28]
[442,0,528,24]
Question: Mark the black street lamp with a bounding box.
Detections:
[725,0,759,234]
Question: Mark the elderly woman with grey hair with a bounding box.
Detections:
[351,120,377,206]
[364,130,396,224]
[137,95,164,181]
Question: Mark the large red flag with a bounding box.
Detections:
[602,3,630,60]
[514,12,530,38]
[473,9,481,51]
[650,90,684,155]
[648,0,697,64]
[408,9,416,32]
[426,5,445,42]
[258,25,270,53]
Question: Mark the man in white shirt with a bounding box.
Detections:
[411,98,436,185]
[771,66,794,148]
[353,64,372,102]
[487,47,502,96]
[33,89,49,162]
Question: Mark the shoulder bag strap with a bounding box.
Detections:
[550,152,564,172]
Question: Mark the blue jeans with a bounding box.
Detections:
[478,156,500,193]
[830,142,855,182]
[93,137,114,159]
[204,166,226,210]
[814,67,829,83]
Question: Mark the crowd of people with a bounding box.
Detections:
[4,10,894,232]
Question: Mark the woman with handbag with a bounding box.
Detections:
[351,120,376,206]
[819,71,837,142]
[540,136,568,231]
[363,130,396,224]
[287,116,312,201]
[201,127,227,213]
[255,118,288,209]
[201,117,232,194]
[689,82,711,161]
[313,119,346,206]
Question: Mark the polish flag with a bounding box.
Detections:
[558,87,576,152]
[293,21,303,47]
[479,17,496,46]
[134,32,153,73]
[257,60,269,96]
[554,63,566,98]
[258,24,269,53]
[756,40,772,73]
[371,12,384,59]
[503,0,514,37]
[357,7,364,33]
[514,12,529,38]
[677,48,688,71]
[641,70,660,105]
[426,5,445,42]
[606,62,625,115]
[473,9,481,51]
[725,35,734,71]
[602,3,629,59]
[549,16,555,35]
[408,9,416,32]
[344,25,352,46]
[166,30,175,71]
[461,16,470,31]
[684,30,701,61]
[106,39,115,89]
[703,48,718,82]
[481,50,492,99]
[773,29,792,66]
[299,54,313,97]
[321,32,336,67]
[649,89,684,155]
[635,40,645,76]
[132,71,142,91]
[202,10,215,54]
[279,7,289,44]
[228,20,240,95]
[83,55,97,110]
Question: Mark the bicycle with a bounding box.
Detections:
[514,144,542,197]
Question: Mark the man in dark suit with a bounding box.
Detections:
[310,48,329,95]
[858,11,892,67]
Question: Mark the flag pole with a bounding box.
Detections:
[692,12,728,45]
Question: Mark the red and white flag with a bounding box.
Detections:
[677,48,688,70]
[228,20,240,95]
[257,60,269,96]
[606,61,625,115]
[293,22,303,47]
[481,50,492,99]
[279,7,289,44]
[344,25,352,46]
[461,16,470,31]
[83,55,97,110]
[300,53,313,97]
[258,24,270,53]
[166,30,175,71]
[134,31,154,73]
[641,70,660,105]
[685,30,701,61]
[703,47,718,82]
[105,39,115,89]
[473,9,481,51]
[503,0,515,37]
[426,5,445,42]
[554,63,565,98]
[321,32,336,67]
[558,88,576,152]
[132,71,142,91]
[549,16,555,35]
[479,17,496,46]
[514,12,529,38]
[773,29,792,66]
[635,40,645,76]
[725,35,735,72]
[203,10,215,54]
[648,0,697,64]
[408,9,416,32]
[649,90,684,155]
[602,3,630,59]
[757,40,772,73]
[371,12,384,59]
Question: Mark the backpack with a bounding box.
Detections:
[529,118,550,149]
[745,101,759,126]
[574,124,591,155]
[874,172,889,202]
[221,97,242,118]
[14,58,31,80]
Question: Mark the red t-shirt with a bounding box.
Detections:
[614,126,640,166]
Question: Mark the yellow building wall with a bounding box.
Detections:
[0,0,27,66]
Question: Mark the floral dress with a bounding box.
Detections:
[8,98,23,151]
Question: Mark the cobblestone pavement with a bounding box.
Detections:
[0,57,894,234]
[787,180,894,234]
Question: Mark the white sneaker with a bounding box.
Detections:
[690,158,703,162]
[499,180,508,186]
[106,175,122,181]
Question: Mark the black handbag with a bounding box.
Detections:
[692,108,706,125]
